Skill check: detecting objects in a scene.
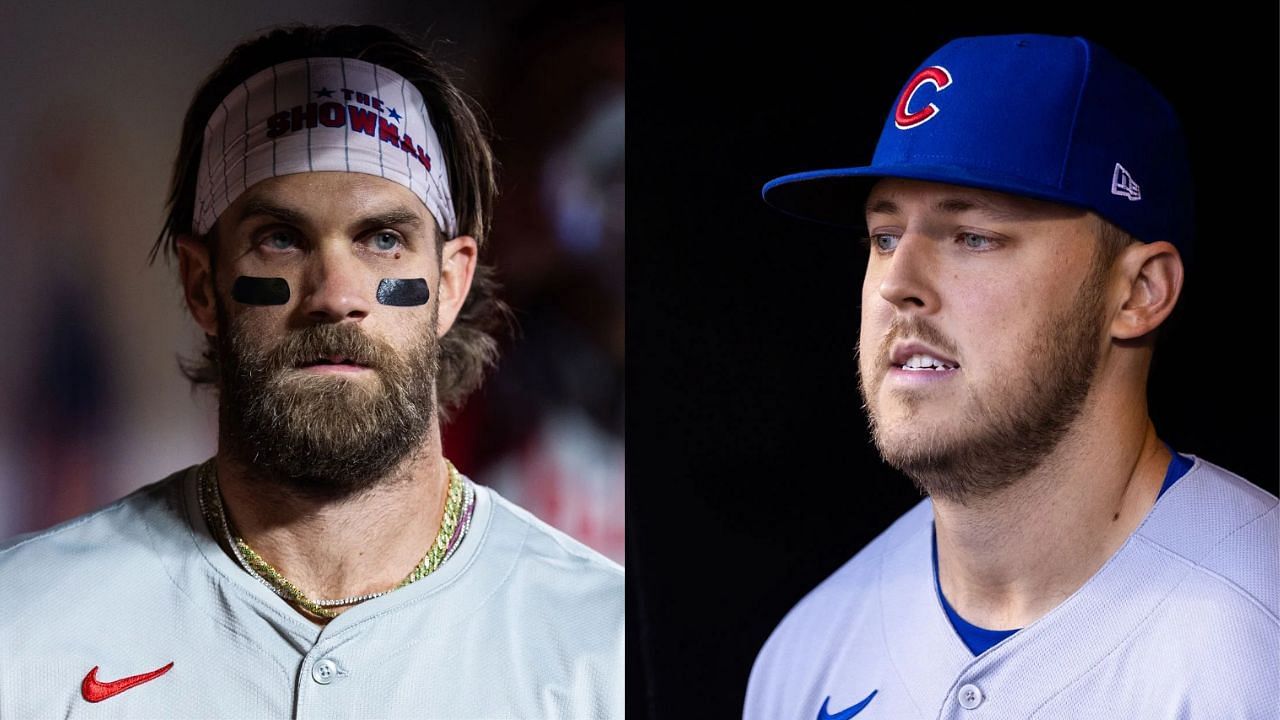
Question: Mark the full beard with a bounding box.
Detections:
[859,258,1108,506]
[215,301,440,501]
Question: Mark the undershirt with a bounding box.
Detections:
[934,444,1195,655]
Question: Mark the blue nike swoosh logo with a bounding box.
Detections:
[816,690,878,720]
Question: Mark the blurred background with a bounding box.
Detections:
[0,0,623,564]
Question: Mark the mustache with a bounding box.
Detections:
[261,323,398,370]
[868,316,961,367]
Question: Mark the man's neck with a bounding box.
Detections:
[932,404,1170,631]
[212,431,451,623]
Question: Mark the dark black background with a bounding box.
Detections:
[627,5,1279,719]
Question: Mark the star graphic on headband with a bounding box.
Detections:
[388,107,402,121]
[314,87,335,98]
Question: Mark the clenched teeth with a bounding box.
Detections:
[899,353,958,371]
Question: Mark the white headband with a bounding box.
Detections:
[194,57,456,237]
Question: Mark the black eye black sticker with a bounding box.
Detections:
[232,276,290,305]
[377,278,430,306]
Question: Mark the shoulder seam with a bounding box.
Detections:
[875,545,931,718]
[486,487,623,577]
[1170,456,1279,507]
[0,497,133,556]
[1134,528,1280,627]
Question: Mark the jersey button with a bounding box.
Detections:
[312,658,339,685]
[957,683,983,709]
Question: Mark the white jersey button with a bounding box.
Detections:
[958,684,983,709]
[312,659,339,685]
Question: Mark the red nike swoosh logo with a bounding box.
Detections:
[81,662,174,703]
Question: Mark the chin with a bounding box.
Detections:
[866,407,1000,503]
[872,413,1068,505]
[872,424,953,467]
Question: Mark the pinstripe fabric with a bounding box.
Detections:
[193,58,455,238]
[240,80,250,195]
[400,76,413,185]
[304,57,313,172]
[372,62,385,178]
[271,64,277,175]
[340,57,350,172]
[219,100,230,207]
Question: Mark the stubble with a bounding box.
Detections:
[859,256,1110,505]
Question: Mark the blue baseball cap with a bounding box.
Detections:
[762,34,1193,255]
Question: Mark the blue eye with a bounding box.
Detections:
[260,230,296,251]
[959,232,994,250]
[370,231,402,251]
[871,234,899,252]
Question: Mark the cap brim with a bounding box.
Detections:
[762,164,1091,229]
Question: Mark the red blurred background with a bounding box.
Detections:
[0,0,623,563]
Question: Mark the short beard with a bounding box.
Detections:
[215,300,440,501]
[859,254,1109,505]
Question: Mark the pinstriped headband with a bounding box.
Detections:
[193,57,456,237]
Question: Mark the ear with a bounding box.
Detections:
[1109,240,1184,341]
[177,234,219,337]
[435,235,479,337]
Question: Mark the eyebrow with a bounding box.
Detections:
[864,196,1024,222]
[235,197,426,232]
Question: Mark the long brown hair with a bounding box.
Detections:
[152,24,509,418]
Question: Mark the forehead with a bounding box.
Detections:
[864,178,1087,224]
[219,171,437,234]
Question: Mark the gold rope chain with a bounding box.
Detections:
[198,459,467,619]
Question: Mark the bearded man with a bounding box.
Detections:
[0,24,622,719]
[745,34,1278,719]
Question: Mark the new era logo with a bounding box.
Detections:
[1111,163,1141,201]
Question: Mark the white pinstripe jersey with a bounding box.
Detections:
[0,463,624,719]
[744,455,1279,719]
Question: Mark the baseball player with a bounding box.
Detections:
[745,34,1278,719]
[0,24,622,719]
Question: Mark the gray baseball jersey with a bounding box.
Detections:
[744,455,1279,719]
[0,463,623,719]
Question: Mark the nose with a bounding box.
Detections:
[875,232,940,313]
[297,242,373,322]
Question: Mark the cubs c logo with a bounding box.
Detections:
[894,66,953,130]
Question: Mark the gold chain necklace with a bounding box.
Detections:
[198,459,468,619]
